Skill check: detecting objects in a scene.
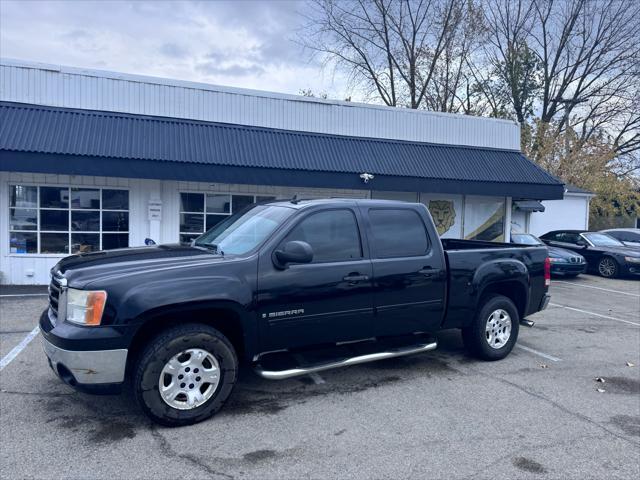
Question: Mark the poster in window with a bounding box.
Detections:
[464,196,506,242]
[420,194,463,238]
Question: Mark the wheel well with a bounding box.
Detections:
[126,307,245,376]
[479,282,527,319]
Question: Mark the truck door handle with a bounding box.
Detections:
[343,273,369,283]
[419,267,439,277]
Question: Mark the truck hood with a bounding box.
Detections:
[54,244,232,288]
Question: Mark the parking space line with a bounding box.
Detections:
[0,294,48,298]
[308,372,326,384]
[550,303,640,326]
[553,281,640,298]
[0,326,40,371]
[516,344,562,362]
[293,354,326,384]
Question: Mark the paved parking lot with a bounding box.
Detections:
[1,274,639,479]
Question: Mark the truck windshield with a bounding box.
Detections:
[194,205,293,255]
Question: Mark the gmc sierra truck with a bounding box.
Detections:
[40,199,551,426]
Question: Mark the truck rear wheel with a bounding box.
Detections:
[462,295,519,361]
[133,323,238,426]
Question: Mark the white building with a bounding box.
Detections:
[0,59,565,285]
[511,185,594,236]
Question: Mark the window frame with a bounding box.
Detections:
[367,207,432,259]
[178,191,277,243]
[8,183,130,256]
[278,208,364,264]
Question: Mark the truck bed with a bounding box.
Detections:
[440,238,549,329]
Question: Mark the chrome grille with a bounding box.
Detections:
[48,271,65,318]
[569,257,583,264]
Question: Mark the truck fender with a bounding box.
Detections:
[471,259,529,310]
[117,275,253,322]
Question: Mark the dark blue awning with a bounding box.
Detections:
[0,102,564,199]
[514,200,546,212]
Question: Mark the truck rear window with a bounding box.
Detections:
[369,209,430,258]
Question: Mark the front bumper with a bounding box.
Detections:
[550,263,586,275]
[623,264,640,276]
[42,334,127,385]
[40,309,129,392]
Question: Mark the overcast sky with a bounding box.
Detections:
[0,0,350,97]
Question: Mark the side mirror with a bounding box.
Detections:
[273,241,313,269]
[145,238,156,246]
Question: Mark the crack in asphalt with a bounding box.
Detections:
[0,389,74,396]
[465,365,640,448]
[150,426,235,479]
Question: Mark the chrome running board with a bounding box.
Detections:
[254,339,438,380]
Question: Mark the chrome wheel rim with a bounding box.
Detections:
[159,348,220,410]
[485,309,512,349]
[598,258,615,277]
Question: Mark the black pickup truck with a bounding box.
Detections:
[40,199,550,426]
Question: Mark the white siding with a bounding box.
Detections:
[528,194,591,236]
[0,59,520,150]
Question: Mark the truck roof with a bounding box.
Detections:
[265,198,419,209]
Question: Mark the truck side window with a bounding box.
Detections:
[284,209,362,263]
[369,209,429,258]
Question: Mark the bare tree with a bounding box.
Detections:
[484,0,640,174]
[300,0,484,111]
[302,0,640,188]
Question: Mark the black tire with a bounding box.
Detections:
[133,323,238,427]
[462,295,520,361]
[597,256,619,278]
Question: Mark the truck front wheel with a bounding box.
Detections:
[462,295,519,361]
[133,323,238,426]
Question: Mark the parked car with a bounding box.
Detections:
[539,230,640,278]
[511,233,586,277]
[41,199,551,426]
[600,228,640,249]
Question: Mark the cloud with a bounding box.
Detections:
[0,0,350,98]
[195,62,265,77]
[159,42,190,59]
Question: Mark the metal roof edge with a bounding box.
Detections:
[0,58,520,127]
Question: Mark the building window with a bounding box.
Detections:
[9,185,129,254]
[463,196,506,242]
[179,193,276,244]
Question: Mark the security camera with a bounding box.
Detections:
[359,173,375,184]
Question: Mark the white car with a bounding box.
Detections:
[601,228,640,249]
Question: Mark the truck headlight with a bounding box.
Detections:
[624,256,640,264]
[66,288,107,326]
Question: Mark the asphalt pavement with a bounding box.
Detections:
[1,274,639,479]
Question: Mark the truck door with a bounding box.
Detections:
[364,206,447,336]
[256,207,374,351]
